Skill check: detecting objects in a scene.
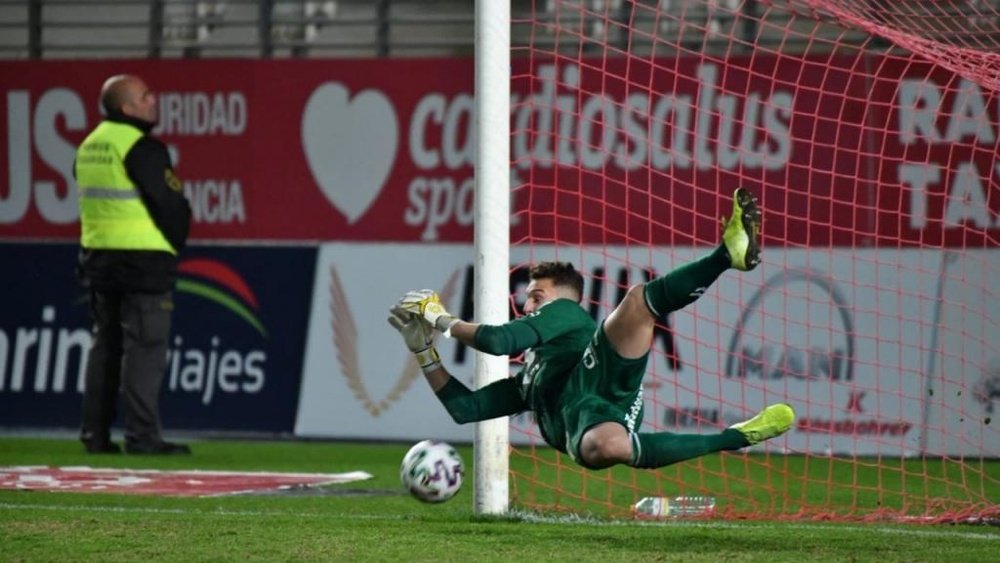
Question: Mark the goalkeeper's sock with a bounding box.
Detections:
[628,429,749,469]
[642,245,730,317]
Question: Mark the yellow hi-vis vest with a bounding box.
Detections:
[75,121,176,254]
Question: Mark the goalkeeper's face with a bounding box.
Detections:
[523,278,574,315]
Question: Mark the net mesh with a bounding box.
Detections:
[507,0,999,522]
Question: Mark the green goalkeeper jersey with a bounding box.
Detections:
[435,298,599,452]
[510,299,596,446]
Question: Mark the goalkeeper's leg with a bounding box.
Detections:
[629,403,795,468]
[603,188,762,359]
[577,402,794,469]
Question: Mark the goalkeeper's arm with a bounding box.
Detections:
[398,289,540,354]
[387,307,526,423]
[427,366,526,424]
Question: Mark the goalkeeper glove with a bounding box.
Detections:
[398,289,460,333]
[387,306,441,373]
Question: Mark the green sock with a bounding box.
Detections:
[642,245,731,317]
[629,429,749,469]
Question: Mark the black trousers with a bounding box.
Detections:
[80,290,173,445]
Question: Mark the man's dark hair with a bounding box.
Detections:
[530,261,584,301]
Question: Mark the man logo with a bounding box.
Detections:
[725,269,854,381]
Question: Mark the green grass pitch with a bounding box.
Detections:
[1,437,997,562]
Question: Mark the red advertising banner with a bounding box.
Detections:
[0,57,996,245]
[0,59,475,242]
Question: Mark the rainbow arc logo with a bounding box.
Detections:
[176,258,267,338]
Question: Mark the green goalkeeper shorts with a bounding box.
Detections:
[557,323,648,468]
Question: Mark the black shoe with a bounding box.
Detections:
[82,440,122,454]
[125,440,191,455]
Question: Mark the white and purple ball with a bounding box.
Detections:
[400,440,464,503]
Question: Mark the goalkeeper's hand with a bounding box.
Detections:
[398,289,460,333]
[387,306,441,373]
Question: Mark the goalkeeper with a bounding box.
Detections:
[389,188,794,470]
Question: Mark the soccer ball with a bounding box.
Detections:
[400,439,464,503]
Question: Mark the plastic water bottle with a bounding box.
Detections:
[633,496,716,519]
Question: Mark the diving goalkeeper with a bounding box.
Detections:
[389,188,794,470]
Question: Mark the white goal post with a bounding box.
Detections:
[472,0,511,515]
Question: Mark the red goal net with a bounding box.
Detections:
[507,0,999,522]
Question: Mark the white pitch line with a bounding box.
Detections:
[2,503,997,542]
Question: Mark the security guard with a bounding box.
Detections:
[76,75,192,455]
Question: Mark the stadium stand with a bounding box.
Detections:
[0,0,877,59]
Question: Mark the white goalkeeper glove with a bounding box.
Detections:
[387,306,441,373]
[398,289,460,333]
